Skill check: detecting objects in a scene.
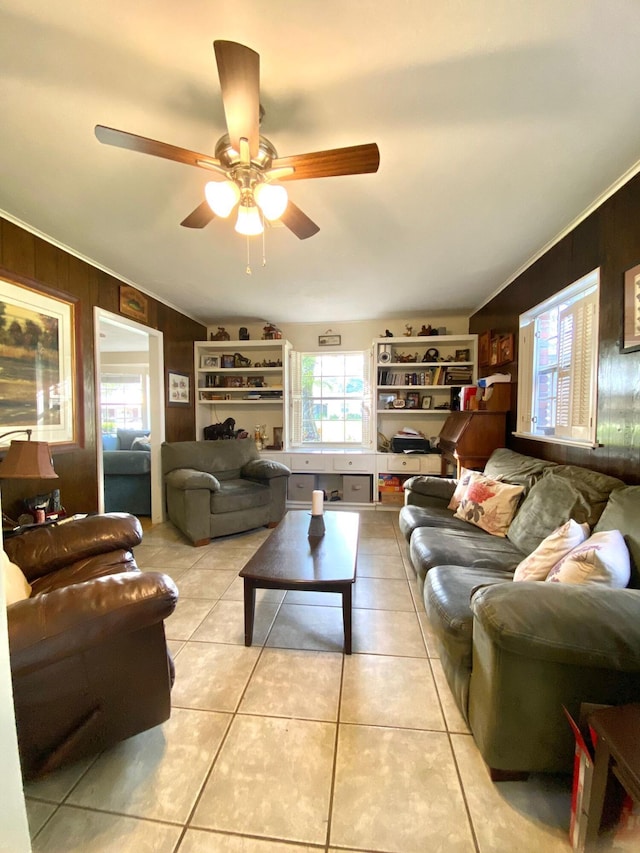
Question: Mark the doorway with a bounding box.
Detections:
[94,308,165,523]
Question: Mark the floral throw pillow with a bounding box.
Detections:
[447,467,475,510]
[454,472,524,537]
[513,519,591,582]
[545,529,630,587]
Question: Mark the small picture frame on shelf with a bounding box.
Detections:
[378,392,397,409]
[421,395,433,409]
[221,354,235,369]
[200,355,219,369]
[405,392,420,409]
[455,348,470,362]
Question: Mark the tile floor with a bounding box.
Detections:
[23,510,638,852]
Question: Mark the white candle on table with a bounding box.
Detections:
[312,490,324,516]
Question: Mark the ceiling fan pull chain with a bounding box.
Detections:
[246,236,252,275]
[262,213,267,267]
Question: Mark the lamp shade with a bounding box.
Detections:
[254,183,288,220]
[0,440,58,479]
[205,180,241,218]
[235,201,264,236]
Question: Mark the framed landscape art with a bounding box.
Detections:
[0,270,82,448]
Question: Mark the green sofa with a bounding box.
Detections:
[399,448,640,778]
[161,439,290,545]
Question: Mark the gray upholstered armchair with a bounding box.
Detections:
[161,439,290,545]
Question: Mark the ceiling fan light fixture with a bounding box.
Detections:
[254,183,288,221]
[205,180,240,217]
[235,200,263,236]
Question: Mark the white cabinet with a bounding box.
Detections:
[194,339,290,443]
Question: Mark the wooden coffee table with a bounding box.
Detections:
[239,510,360,653]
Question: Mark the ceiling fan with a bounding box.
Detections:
[95,40,380,240]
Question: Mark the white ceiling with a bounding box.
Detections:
[2,1,640,326]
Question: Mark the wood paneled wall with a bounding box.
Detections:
[0,218,206,517]
[470,173,640,484]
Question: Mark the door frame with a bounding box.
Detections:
[93,308,165,523]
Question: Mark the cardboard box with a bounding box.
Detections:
[379,492,405,506]
[564,704,639,851]
[564,706,595,851]
[378,474,402,492]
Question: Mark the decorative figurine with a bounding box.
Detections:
[418,325,432,336]
[262,323,283,340]
[210,326,230,341]
[404,324,413,337]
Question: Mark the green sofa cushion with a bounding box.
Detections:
[507,465,625,555]
[483,448,556,492]
[595,486,640,588]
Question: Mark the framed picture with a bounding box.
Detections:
[478,331,491,366]
[0,270,82,448]
[622,263,640,353]
[318,334,341,346]
[498,333,514,363]
[378,392,397,409]
[221,354,236,368]
[455,348,471,362]
[167,370,190,406]
[119,285,149,324]
[421,395,433,409]
[200,355,219,369]
[405,392,420,409]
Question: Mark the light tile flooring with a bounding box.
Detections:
[23,510,638,852]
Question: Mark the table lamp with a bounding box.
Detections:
[0,430,58,528]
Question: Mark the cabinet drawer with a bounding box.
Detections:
[261,452,290,468]
[289,454,328,472]
[332,455,372,472]
[418,455,441,475]
[385,455,422,473]
[343,475,372,502]
[287,474,316,501]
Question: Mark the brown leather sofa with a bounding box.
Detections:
[4,513,178,780]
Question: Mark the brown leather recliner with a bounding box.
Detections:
[4,512,178,781]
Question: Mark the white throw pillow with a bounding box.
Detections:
[545,529,630,587]
[513,519,591,582]
[454,472,524,537]
[2,550,32,605]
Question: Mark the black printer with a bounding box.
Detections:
[390,436,432,453]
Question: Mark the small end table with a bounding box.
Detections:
[584,703,640,848]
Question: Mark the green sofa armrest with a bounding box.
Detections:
[242,459,291,481]
[403,475,457,508]
[471,582,640,671]
[165,468,220,491]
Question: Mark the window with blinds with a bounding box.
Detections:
[289,350,372,447]
[516,269,599,446]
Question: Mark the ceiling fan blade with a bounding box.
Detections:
[280,202,320,240]
[95,125,224,172]
[214,40,260,160]
[181,200,216,229]
[272,143,380,181]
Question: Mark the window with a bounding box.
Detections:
[517,269,599,446]
[290,351,372,447]
[100,372,148,434]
